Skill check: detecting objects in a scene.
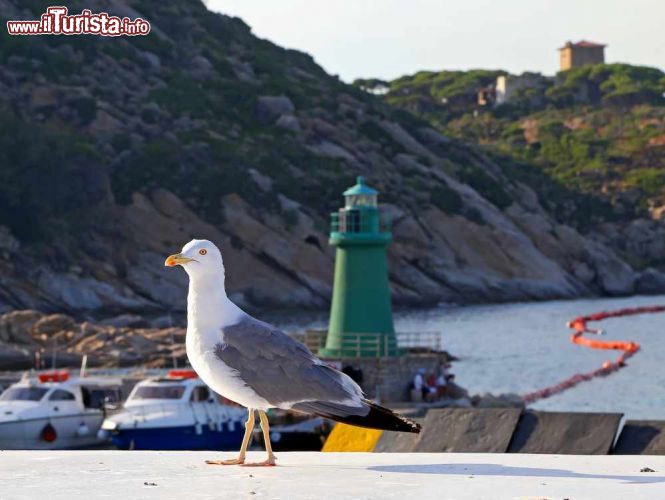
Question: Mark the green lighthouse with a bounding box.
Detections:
[320,176,398,358]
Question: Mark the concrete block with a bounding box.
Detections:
[322,423,383,452]
[409,389,423,402]
[508,411,622,455]
[374,418,424,452]
[613,420,665,455]
[413,408,521,453]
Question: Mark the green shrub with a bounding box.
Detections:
[457,166,512,209]
[359,120,406,154]
[0,110,102,241]
[464,207,486,225]
[111,133,132,152]
[72,97,97,125]
[430,183,463,214]
[625,169,665,196]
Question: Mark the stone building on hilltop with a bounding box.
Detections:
[494,73,552,106]
[559,40,606,71]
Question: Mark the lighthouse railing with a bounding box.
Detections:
[296,330,442,358]
[330,211,391,234]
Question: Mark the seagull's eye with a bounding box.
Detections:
[199,249,207,256]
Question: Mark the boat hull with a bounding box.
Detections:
[111,422,244,451]
[0,414,105,450]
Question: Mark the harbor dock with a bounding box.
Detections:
[1,451,663,499]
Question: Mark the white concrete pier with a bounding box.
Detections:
[0,451,663,499]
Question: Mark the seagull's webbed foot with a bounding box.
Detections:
[206,456,246,466]
[206,408,255,466]
[241,455,277,467]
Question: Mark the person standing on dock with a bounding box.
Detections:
[436,364,449,398]
[413,368,428,401]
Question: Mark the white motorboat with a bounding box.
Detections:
[0,370,121,449]
[101,369,247,450]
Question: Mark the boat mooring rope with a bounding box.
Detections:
[522,305,665,404]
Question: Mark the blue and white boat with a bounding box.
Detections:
[100,370,246,450]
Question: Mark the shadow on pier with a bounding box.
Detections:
[368,463,665,484]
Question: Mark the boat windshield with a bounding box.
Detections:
[0,387,49,401]
[132,385,186,400]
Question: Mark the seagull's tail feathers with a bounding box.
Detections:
[292,399,421,434]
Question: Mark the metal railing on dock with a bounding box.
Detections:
[293,330,443,358]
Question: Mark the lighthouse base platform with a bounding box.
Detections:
[1,451,663,499]
[322,352,454,402]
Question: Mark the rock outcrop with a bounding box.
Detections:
[0,0,661,316]
[0,310,186,370]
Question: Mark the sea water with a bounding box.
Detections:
[271,294,665,420]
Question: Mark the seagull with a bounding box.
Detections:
[165,239,421,466]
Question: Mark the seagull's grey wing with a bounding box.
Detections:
[214,316,365,413]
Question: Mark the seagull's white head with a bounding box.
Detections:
[164,239,225,282]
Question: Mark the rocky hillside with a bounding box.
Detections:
[0,309,185,369]
[0,0,662,319]
[360,65,665,269]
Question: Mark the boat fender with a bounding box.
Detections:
[208,421,215,431]
[194,423,203,435]
[77,423,90,437]
[228,421,235,431]
[97,429,110,440]
[41,423,57,443]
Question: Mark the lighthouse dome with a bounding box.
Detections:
[343,176,377,208]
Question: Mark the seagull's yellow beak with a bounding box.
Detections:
[164,253,194,267]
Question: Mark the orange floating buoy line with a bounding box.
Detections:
[522,305,665,404]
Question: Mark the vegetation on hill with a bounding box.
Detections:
[368,64,665,226]
[548,64,664,107]
[357,70,503,123]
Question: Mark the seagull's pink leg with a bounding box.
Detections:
[241,410,277,466]
[206,408,254,465]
